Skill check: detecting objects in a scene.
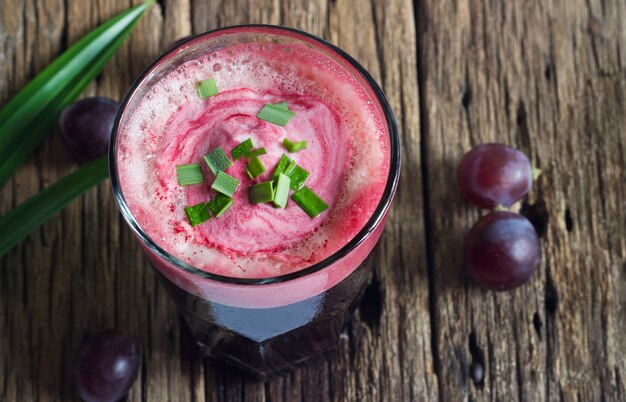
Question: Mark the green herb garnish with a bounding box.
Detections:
[283,138,308,153]
[271,154,291,180]
[197,78,218,99]
[292,186,329,218]
[273,173,290,208]
[211,171,239,197]
[249,181,275,204]
[231,138,253,160]
[257,103,295,126]
[204,147,231,174]
[244,147,267,159]
[246,156,266,179]
[185,202,211,227]
[176,163,205,185]
[283,160,297,176]
[285,164,310,191]
[207,193,233,217]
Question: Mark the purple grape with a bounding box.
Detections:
[465,211,540,291]
[73,329,141,402]
[59,97,119,163]
[457,143,533,209]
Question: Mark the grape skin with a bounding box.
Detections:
[59,97,119,163]
[457,143,533,209]
[73,329,140,402]
[465,211,541,291]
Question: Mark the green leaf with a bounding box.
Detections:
[211,171,240,197]
[292,186,329,218]
[196,78,219,99]
[184,202,211,226]
[272,173,290,208]
[249,181,274,204]
[203,147,232,174]
[256,103,295,126]
[176,163,205,185]
[207,193,233,217]
[0,156,109,257]
[0,0,154,187]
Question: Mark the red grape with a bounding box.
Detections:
[73,329,140,402]
[457,143,533,209]
[465,211,540,291]
[59,97,119,163]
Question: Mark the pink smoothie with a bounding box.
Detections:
[117,36,390,280]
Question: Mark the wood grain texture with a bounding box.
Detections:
[0,0,624,401]
[418,0,626,401]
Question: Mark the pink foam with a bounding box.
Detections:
[115,28,393,306]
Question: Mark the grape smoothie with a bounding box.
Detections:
[112,26,399,378]
[117,38,389,279]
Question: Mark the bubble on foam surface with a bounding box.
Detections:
[117,41,389,278]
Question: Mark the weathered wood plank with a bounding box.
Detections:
[418,0,626,401]
[0,0,427,399]
[2,0,625,401]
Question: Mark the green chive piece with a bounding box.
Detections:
[249,181,275,204]
[244,147,267,159]
[273,173,291,208]
[185,203,211,226]
[231,138,254,160]
[246,156,266,179]
[292,186,329,218]
[204,147,232,174]
[211,171,239,197]
[207,193,233,217]
[271,154,291,180]
[285,164,310,191]
[283,138,308,153]
[283,160,297,176]
[273,101,289,110]
[197,78,218,99]
[176,163,205,185]
[257,103,295,126]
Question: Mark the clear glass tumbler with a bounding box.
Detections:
[109,25,400,380]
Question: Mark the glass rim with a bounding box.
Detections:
[109,24,401,286]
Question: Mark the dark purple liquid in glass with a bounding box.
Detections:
[154,257,371,379]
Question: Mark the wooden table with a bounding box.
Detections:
[1,1,625,401]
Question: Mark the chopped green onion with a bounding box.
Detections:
[257,103,295,126]
[244,147,267,159]
[285,164,310,191]
[185,203,211,226]
[176,163,205,186]
[249,181,274,204]
[283,160,297,176]
[273,101,289,110]
[204,147,232,174]
[197,78,218,99]
[207,193,233,217]
[211,171,239,197]
[246,156,266,179]
[271,154,291,180]
[292,186,329,218]
[273,173,290,208]
[283,138,308,153]
[231,138,254,160]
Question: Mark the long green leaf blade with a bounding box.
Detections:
[0,156,109,257]
[0,0,153,187]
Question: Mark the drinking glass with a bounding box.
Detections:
[110,25,400,380]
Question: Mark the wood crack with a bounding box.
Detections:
[413,0,442,400]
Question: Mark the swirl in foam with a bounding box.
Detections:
[117,42,389,279]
